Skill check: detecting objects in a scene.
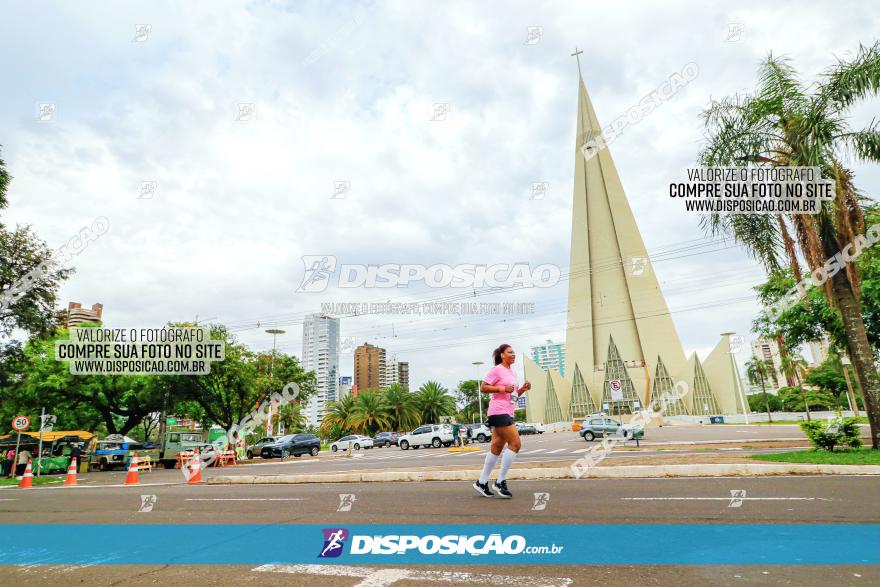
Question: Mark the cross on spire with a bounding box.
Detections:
[570,47,584,75]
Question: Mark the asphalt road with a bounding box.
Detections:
[2,476,878,585]
[13,424,823,486]
[2,425,875,585]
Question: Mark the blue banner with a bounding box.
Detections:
[1,524,877,565]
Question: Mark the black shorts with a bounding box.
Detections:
[487,414,515,428]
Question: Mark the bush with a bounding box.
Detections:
[800,416,863,450]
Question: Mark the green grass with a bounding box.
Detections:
[751,448,880,465]
[724,417,868,426]
[0,476,63,487]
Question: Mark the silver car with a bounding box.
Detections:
[246,436,277,459]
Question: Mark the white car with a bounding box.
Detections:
[530,422,545,434]
[466,423,491,443]
[330,435,374,452]
[398,424,454,449]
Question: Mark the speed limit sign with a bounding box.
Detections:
[11,416,30,431]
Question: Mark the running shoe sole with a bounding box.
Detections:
[491,483,512,499]
[472,481,493,497]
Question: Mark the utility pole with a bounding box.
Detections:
[37,407,45,477]
[266,329,286,435]
[472,361,485,424]
[722,333,750,424]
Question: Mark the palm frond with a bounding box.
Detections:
[820,42,880,109]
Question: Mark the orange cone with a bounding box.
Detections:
[124,453,140,486]
[186,450,204,484]
[18,459,33,489]
[64,457,78,487]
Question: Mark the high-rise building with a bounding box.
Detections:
[531,339,566,377]
[67,302,103,327]
[301,313,340,427]
[750,339,786,389]
[338,376,353,400]
[385,354,400,387]
[397,361,410,391]
[808,338,830,367]
[354,342,385,391]
[523,66,742,423]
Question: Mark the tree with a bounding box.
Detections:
[699,43,880,447]
[0,149,73,338]
[779,352,811,419]
[2,329,163,434]
[745,356,777,422]
[349,390,392,435]
[273,402,306,434]
[748,392,783,413]
[454,379,480,422]
[415,381,456,424]
[320,394,356,439]
[168,324,315,438]
[382,383,420,432]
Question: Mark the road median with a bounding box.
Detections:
[209,463,880,485]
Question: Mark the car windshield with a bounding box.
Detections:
[181,434,202,443]
[278,435,296,443]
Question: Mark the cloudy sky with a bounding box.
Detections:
[2,1,878,389]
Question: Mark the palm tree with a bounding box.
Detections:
[382,383,420,431]
[699,44,880,448]
[415,381,457,424]
[780,352,812,420]
[349,390,392,435]
[320,394,356,439]
[745,356,777,422]
[272,402,306,434]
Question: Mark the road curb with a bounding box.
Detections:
[208,463,880,485]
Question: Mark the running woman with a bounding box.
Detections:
[472,344,531,498]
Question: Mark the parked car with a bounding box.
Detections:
[516,423,538,435]
[579,417,643,441]
[531,422,545,434]
[247,436,277,459]
[465,423,491,443]
[373,432,401,447]
[398,424,454,449]
[261,434,321,458]
[330,435,374,452]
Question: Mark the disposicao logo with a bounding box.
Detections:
[318,528,349,558]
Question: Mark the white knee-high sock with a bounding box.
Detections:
[497,448,518,482]
[478,452,500,484]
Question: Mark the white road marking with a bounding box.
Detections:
[547,448,567,454]
[523,449,547,454]
[621,497,832,501]
[253,564,573,586]
[570,448,592,454]
[0,498,17,501]
[184,498,305,501]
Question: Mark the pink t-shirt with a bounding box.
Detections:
[484,364,519,417]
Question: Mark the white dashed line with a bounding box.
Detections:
[253,564,573,586]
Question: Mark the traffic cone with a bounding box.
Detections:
[186,450,204,484]
[124,453,140,486]
[64,457,78,487]
[18,460,33,489]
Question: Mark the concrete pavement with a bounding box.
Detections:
[1,476,878,585]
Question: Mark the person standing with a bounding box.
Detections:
[16,448,31,476]
[472,344,531,498]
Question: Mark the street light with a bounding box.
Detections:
[265,329,286,434]
[472,361,485,424]
[721,332,750,425]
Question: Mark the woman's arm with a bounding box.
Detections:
[481,382,514,393]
